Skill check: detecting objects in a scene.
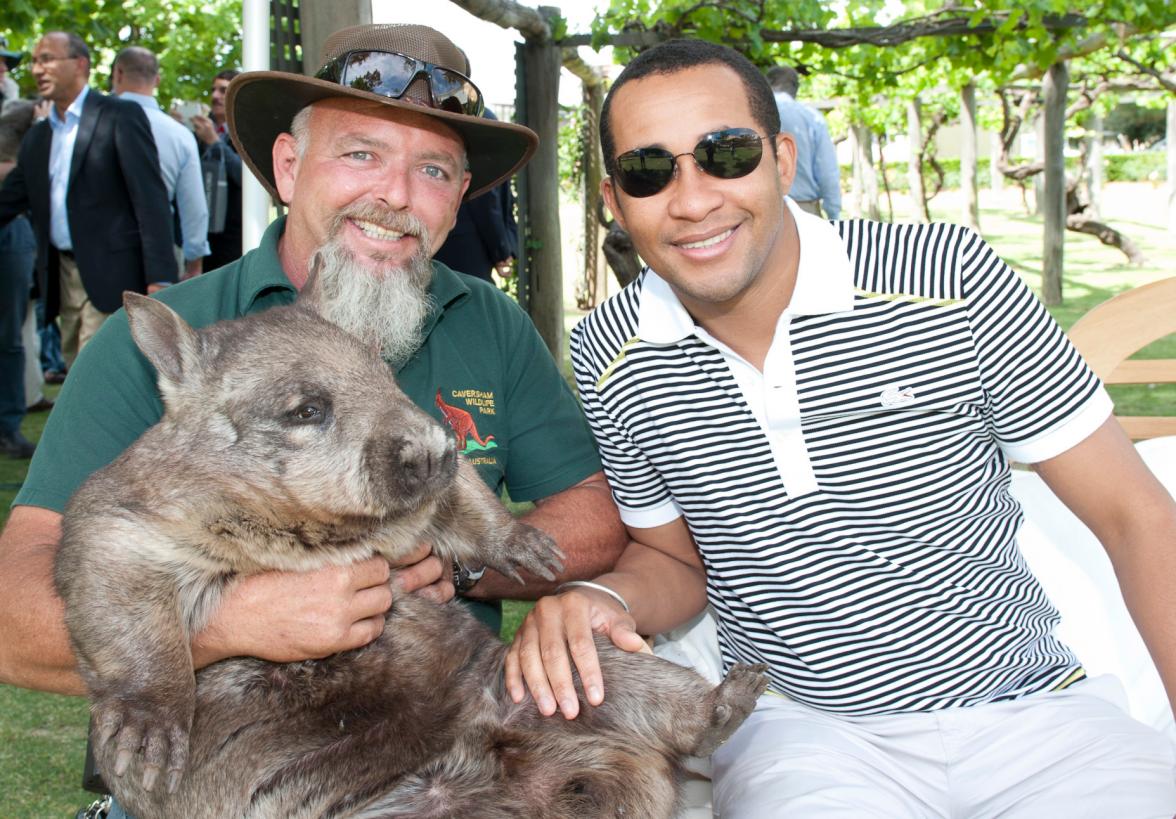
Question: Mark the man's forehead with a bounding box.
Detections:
[308,99,466,149]
[35,34,68,54]
[610,65,751,148]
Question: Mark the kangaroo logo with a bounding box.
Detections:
[435,389,497,453]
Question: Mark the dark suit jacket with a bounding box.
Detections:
[432,109,518,283]
[433,181,518,283]
[200,130,243,271]
[0,88,175,319]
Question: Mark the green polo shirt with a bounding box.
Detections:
[19,217,602,633]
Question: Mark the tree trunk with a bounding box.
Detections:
[1041,62,1068,306]
[1066,214,1146,264]
[578,81,607,309]
[1168,99,1176,235]
[852,124,881,221]
[960,83,980,230]
[848,127,862,217]
[990,132,1003,193]
[299,0,371,74]
[907,98,927,222]
[1033,112,1046,214]
[602,222,641,288]
[519,18,564,363]
[1086,110,1103,219]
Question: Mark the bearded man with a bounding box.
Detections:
[0,24,626,706]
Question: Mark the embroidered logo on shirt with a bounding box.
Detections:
[879,385,916,408]
[435,389,498,457]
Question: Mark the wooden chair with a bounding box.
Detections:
[1067,277,1176,440]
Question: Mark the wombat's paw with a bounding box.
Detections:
[93,697,191,793]
[691,663,769,757]
[485,523,565,584]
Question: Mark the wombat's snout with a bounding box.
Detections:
[397,437,456,485]
[378,424,458,501]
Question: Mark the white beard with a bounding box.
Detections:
[313,209,435,369]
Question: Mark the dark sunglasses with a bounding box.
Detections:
[613,128,770,198]
[315,50,484,117]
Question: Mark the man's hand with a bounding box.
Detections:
[191,544,452,667]
[493,257,514,278]
[190,114,218,147]
[504,585,646,720]
[391,545,453,604]
[193,556,395,666]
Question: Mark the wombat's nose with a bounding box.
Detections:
[394,436,457,487]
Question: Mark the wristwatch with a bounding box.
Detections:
[452,561,486,594]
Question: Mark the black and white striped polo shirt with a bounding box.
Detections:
[571,204,1113,716]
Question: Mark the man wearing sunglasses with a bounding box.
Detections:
[507,38,1176,815]
[0,21,625,758]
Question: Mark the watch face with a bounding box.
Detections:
[453,562,486,592]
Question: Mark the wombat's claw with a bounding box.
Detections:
[692,663,768,757]
[490,527,564,584]
[515,544,565,582]
[94,699,191,791]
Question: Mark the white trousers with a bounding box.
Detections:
[711,675,1176,818]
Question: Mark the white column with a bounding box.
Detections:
[960,83,979,230]
[241,0,271,254]
[1167,100,1176,235]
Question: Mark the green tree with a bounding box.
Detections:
[584,0,1176,299]
[4,0,242,109]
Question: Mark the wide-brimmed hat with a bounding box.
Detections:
[227,23,537,201]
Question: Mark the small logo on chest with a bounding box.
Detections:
[435,388,498,454]
[879,385,917,408]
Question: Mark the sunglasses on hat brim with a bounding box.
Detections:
[613,128,771,198]
[315,49,484,118]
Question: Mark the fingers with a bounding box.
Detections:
[609,621,649,655]
[560,596,604,712]
[506,600,564,717]
[343,613,387,652]
[532,595,582,718]
[349,554,392,589]
[388,540,431,569]
[349,582,393,623]
[413,575,455,605]
[390,553,445,596]
[506,590,637,720]
[198,559,396,663]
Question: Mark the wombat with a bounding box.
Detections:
[55,290,768,819]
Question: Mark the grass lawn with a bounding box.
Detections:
[2,181,1173,816]
[0,390,97,817]
[936,183,1176,417]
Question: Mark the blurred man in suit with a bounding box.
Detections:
[112,45,209,281]
[0,31,174,364]
[0,78,37,458]
[433,107,518,284]
[190,68,242,271]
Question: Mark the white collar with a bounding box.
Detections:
[49,85,88,126]
[118,90,160,111]
[637,197,854,344]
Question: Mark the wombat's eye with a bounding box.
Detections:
[288,403,325,424]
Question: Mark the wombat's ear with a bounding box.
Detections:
[124,292,201,391]
[296,251,325,315]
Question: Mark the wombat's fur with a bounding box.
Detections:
[55,291,768,819]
